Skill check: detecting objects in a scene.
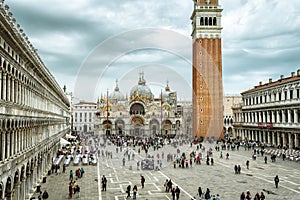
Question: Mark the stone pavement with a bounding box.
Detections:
[30,162,99,200]
[99,141,300,200]
[31,141,300,200]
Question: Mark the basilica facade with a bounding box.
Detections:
[95,73,184,138]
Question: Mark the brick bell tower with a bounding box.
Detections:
[191,0,223,139]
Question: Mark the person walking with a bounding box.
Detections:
[246,191,251,200]
[137,161,140,170]
[264,156,267,164]
[126,185,131,198]
[102,175,107,191]
[42,190,49,200]
[175,186,180,200]
[164,179,169,192]
[171,188,176,200]
[226,153,229,159]
[68,182,73,199]
[133,185,138,199]
[260,192,265,200]
[198,187,203,199]
[167,179,173,192]
[274,175,280,188]
[240,192,245,200]
[141,175,145,188]
[246,160,249,170]
[69,170,73,181]
[204,188,211,200]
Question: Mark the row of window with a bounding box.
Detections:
[244,88,300,106]
[200,17,217,26]
[0,36,23,65]
[236,109,300,124]
[74,112,94,118]
[74,106,96,109]
[74,118,92,122]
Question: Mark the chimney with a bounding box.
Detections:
[269,78,272,83]
[291,72,295,77]
[259,81,262,86]
[280,75,284,80]
[297,69,300,76]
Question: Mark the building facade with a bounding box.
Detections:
[95,74,184,137]
[0,2,70,199]
[73,102,97,133]
[223,95,242,138]
[191,0,223,139]
[233,71,300,149]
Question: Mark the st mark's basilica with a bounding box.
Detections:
[95,73,185,138]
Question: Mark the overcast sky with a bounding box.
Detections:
[8,0,300,101]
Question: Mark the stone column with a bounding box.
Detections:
[295,134,299,148]
[14,182,21,200]
[288,109,291,123]
[22,84,25,105]
[11,130,14,158]
[288,133,292,149]
[256,131,260,142]
[20,179,26,200]
[0,70,2,99]
[7,74,11,102]
[3,72,7,101]
[294,109,298,124]
[272,132,275,145]
[11,77,14,103]
[282,110,286,123]
[271,110,275,123]
[11,129,17,156]
[18,80,21,104]
[267,111,270,123]
[267,131,271,145]
[282,133,286,147]
[14,78,18,103]
[0,129,5,161]
[24,128,27,150]
[276,110,280,123]
[7,130,10,159]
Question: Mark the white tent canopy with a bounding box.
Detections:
[65,134,76,139]
[60,138,70,145]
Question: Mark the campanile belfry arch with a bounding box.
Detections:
[191,0,223,139]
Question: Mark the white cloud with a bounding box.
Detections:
[8,0,300,101]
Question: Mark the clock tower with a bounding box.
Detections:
[191,0,223,139]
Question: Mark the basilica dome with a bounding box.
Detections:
[130,73,153,101]
[161,81,171,102]
[110,80,125,101]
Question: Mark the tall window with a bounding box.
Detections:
[284,91,287,100]
[279,93,281,101]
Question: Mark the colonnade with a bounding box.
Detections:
[0,56,69,115]
[235,129,300,148]
[242,109,300,124]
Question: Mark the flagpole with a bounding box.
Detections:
[106,89,108,136]
[160,89,162,136]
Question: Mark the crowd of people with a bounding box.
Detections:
[100,134,293,199]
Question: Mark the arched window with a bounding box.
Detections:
[200,17,204,25]
[205,17,208,25]
[209,17,212,26]
[213,17,217,26]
